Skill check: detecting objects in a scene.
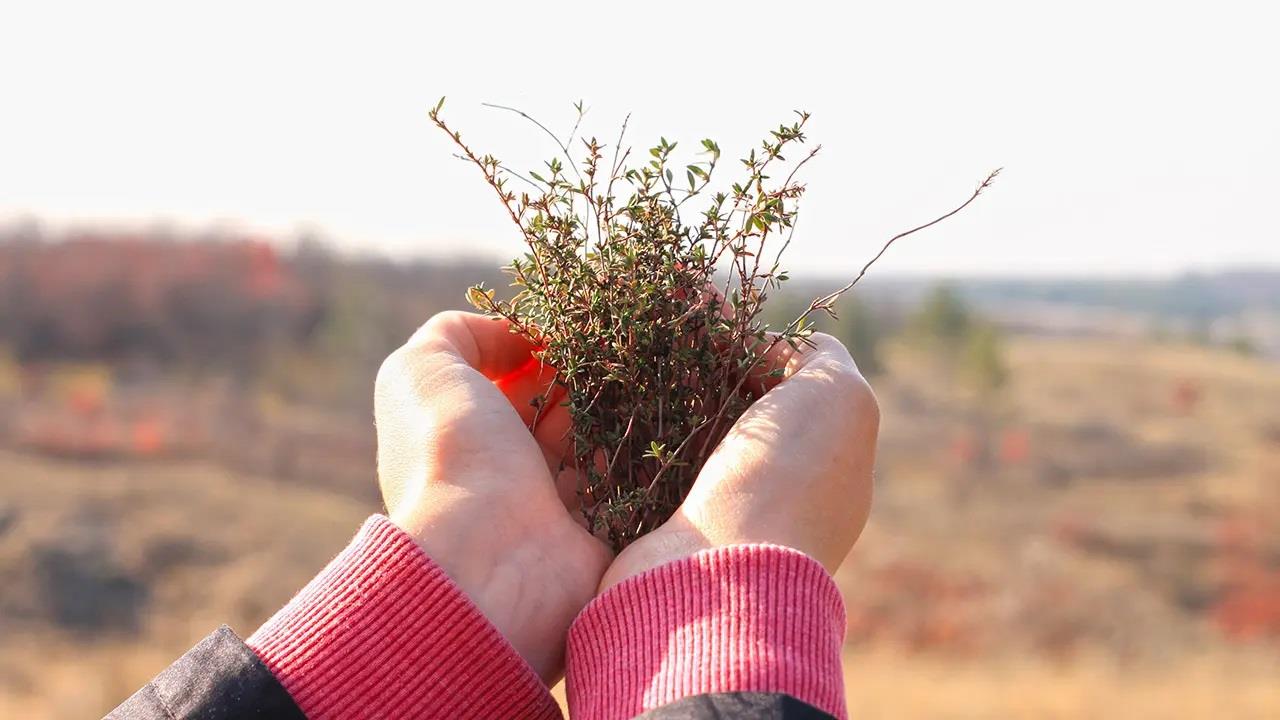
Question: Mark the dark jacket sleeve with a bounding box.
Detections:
[106,626,305,720]
[639,692,838,719]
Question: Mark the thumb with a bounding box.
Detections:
[686,331,874,505]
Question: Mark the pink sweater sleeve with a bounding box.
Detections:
[246,515,561,720]
[565,544,848,720]
[246,517,845,720]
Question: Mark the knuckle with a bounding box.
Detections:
[408,310,464,347]
[374,346,409,398]
[820,362,879,426]
[809,330,845,350]
[376,342,453,396]
[810,332,854,360]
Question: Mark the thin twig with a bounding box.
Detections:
[813,168,1002,308]
[482,102,588,187]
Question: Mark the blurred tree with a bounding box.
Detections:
[1227,336,1258,357]
[832,296,884,376]
[907,284,1012,503]
[908,285,973,353]
[764,290,884,376]
[0,237,321,372]
[907,284,1009,395]
[961,323,1009,396]
[0,345,18,399]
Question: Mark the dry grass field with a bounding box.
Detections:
[2,336,1278,718]
[837,646,1280,719]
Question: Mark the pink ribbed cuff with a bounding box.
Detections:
[566,544,848,720]
[247,515,561,720]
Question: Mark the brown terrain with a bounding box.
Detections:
[1,234,1278,717]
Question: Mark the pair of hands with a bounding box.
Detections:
[374,311,878,682]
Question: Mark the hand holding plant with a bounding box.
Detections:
[430,98,996,551]
[375,311,611,681]
[600,330,878,590]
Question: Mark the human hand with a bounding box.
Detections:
[600,332,878,590]
[374,311,612,682]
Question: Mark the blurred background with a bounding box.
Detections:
[2,2,1278,717]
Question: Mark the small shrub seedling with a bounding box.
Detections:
[430,98,998,550]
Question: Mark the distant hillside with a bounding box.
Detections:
[785,270,1280,357]
[954,271,1280,320]
[4,222,1276,359]
[784,270,1280,320]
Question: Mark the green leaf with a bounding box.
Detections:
[465,285,496,311]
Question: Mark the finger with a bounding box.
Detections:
[405,311,583,473]
[406,311,539,379]
[697,332,866,476]
[747,332,802,394]
[743,328,868,396]
[493,354,560,425]
[553,465,583,513]
[698,283,806,396]
[531,395,574,464]
[492,353,580,477]
[681,331,877,537]
[775,332,862,389]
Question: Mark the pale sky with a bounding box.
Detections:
[2,1,1277,277]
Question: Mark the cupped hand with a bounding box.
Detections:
[601,331,879,590]
[374,311,611,682]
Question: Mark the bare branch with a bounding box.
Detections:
[815,168,1002,308]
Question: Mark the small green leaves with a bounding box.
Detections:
[432,96,446,116]
[465,284,496,312]
[434,103,849,551]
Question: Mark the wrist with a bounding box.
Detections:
[569,542,848,720]
[599,520,712,593]
[248,516,562,719]
[388,501,586,682]
[388,499,512,626]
